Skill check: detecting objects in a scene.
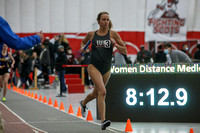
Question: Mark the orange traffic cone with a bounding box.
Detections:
[77,107,82,117]
[125,119,133,132]
[54,99,59,108]
[68,104,74,114]
[48,97,53,106]
[16,87,19,92]
[19,88,22,94]
[190,128,194,133]
[21,89,24,95]
[43,96,47,103]
[24,90,28,96]
[39,95,43,102]
[31,92,34,98]
[27,91,31,97]
[13,86,16,91]
[18,88,21,94]
[34,93,38,100]
[59,102,65,111]
[86,110,93,121]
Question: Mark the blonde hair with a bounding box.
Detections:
[97,11,113,29]
[59,34,69,44]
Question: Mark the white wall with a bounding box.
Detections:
[21,0,35,32]
[0,0,199,33]
[5,0,21,32]
[0,0,5,18]
[187,0,200,31]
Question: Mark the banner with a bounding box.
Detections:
[111,63,200,74]
[145,0,188,42]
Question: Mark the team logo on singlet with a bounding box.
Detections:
[95,40,111,48]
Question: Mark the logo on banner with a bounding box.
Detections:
[147,0,185,36]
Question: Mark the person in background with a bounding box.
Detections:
[66,47,75,64]
[81,48,91,65]
[0,16,43,51]
[154,45,167,63]
[163,43,192,63]
[114,49,132,64]
[66,47,76,74]
[20,51,32,89]
[135,45,152,63]
[31,52,41,70]
[79,11,127,130]
[14,50,23,87]
[181,44,189,54]
[30,51,41,86]
[114,50,126,64]
[43,37,55,74]
[81,47,93,88]
[194,44,200,62]
[114,42,131,64]
[56,45,67,93]
[123,54,132,64]
[33,43,42,57]
[181,43,190,57]
[0,44,15,101]
[59,34,69,54]
[12,50,20,86]
[53,35,60,57]
[39,43,50,86]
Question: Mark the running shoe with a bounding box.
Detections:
[2,97,6,102]
[79,100,87,117]
[101,120,111,130]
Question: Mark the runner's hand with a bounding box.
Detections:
[79,47,85,53]
[37,30,44,42]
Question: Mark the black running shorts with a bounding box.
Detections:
[0,67,10,75]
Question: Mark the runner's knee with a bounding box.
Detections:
[98,89,106,96]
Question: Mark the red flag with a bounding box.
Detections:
[29,72,33,81]
[49,75,55,85]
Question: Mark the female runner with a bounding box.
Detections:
[80,11,127,130]
[0,44,15,101]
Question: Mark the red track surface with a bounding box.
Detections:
[0,102,46,133]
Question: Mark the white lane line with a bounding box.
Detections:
[32,129,39,133]
[87,120,124,132]
[12,90,124,133]
[0,102,47,133]
[4,120,86,124]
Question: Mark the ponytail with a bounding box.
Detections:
[109,20,113,29]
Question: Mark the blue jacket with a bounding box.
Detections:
[0,16,41,51]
